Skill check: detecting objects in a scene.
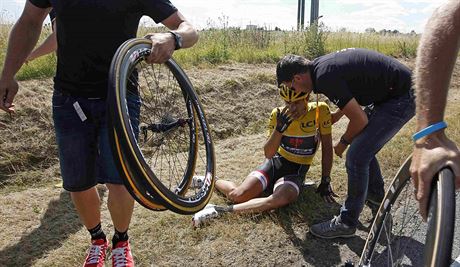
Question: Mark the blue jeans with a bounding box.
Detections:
[52,90,140,192]
[340,90,415,227]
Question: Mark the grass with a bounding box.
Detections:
[1,16,458,266]
[0,22,419,80]
[1,59,460,266]
[0,22,56,81]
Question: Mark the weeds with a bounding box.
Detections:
[0,18,420,79]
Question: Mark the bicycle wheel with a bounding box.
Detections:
[359,156,456,266]
[107,35,166,212]
[423,168,455,266]
[108,38,216,214]
[110,125,166,211]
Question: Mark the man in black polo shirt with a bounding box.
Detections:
[276,48,415,238]
[0,0,198,265]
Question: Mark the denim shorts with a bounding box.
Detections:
[52,90,140,192]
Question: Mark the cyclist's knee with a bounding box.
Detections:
[267,194,295,209]
[272,188,297,207]
[228,188,253,203]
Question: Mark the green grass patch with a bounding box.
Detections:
[0,22,420,80]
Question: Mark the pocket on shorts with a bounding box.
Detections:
[52,91,71,108]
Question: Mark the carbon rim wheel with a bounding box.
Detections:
[423,168,455,267]
[359,156,455,266]
[108,38,215,214]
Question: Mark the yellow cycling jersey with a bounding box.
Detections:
[268,102,332,165]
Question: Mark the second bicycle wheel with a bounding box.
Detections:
[359,156,455,266]
[108,38,216,214]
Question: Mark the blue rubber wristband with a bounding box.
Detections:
[412,121,447,141]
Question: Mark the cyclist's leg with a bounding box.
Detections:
[230,164,307,213]
[231,181,299,213]
[215,179,238,196]
[224,175,264,203]
[223,157,276,203]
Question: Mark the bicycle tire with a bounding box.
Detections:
[108,38,215,214]
[106,41,168,211]
[359,156,455,266]
[110,127,166,211]
[423,168,455,266]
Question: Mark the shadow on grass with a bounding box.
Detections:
[0,187,106,266]
[359,236,424,266]
[274,186,366,267]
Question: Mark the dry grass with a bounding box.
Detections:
[1,59,460,266]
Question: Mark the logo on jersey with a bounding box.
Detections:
[300,120,316,133]
[288,137,304,148]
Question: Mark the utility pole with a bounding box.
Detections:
[301,0,305,29]
[297,0,302,31]
[310,0,320,26]
[297,0,306,31]
[298,0,320,30]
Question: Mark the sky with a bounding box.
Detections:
[0,0,450,33]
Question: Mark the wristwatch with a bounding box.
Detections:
[340,136,351,146]
[169,31,183,50]
[321,176,331,183]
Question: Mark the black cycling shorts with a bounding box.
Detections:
[249,154,309,195]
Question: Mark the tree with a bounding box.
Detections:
[365,27,376,34]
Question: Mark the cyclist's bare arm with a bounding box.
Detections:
[320,133,333,178]
[264,129,282,159]
[411,0,460,220]
[0,2,50,113]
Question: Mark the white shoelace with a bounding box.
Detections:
[112,247,128,267]
[327,216,343,231]
[86,244,103,264]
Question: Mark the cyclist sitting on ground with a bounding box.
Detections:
[192,85,336,227]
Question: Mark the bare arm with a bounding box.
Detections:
[331,109,344,124]
[333,98,368,157]
[415,1,460,130]
[27,21,57,62]
[410,0,460,220]
[145,11,199,63]
[415,0,460,129]
[0,2,50,112]
[318,133,338,203]
[161,11,199,49]
[320,133,333,177]
[264,130,282,159]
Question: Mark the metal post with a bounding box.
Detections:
[297,0,301,30]
[301,0,305,30]
[310,0,319,26]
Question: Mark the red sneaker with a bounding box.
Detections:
[111,240,134,267]
[83,238,109,267]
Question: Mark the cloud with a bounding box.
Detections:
[173,0,297,30]
[1,0,450,33]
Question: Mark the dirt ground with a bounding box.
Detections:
[1,59,460,266]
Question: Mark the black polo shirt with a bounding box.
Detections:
[29,0,177,98]
[311,48,412,109]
